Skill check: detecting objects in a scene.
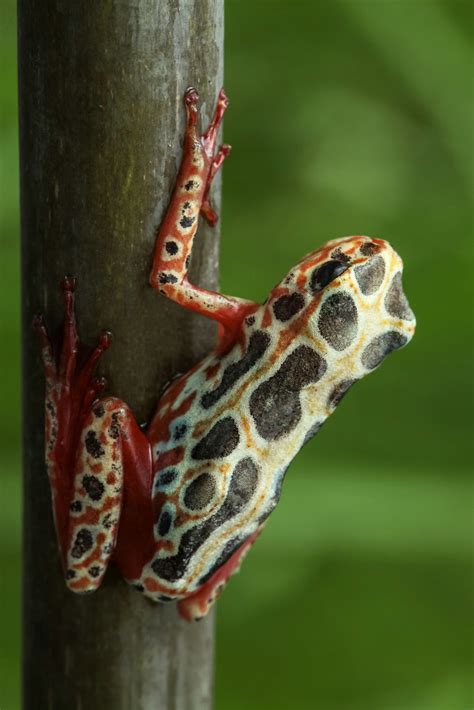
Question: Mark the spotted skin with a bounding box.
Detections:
[35,88,416,621]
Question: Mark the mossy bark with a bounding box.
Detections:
[19,1,223,707]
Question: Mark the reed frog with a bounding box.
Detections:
[35,88,416,620]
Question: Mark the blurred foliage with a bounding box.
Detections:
[0,1,472,709]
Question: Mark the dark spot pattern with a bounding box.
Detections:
[179,215,196,229]
[93,404,105,418]
[361,331,408,370]
[354,255,386,295]
[101,513,117,530]
[245,316,255,327]
[384,272,414,320]
[184,179,199,191]
[191,417,240,460]
[157,510,172,537]
[360,241,380,256]
[70,500,82,513]
[151,458,259,582]
[70,528,93,559]
[330,248,351,264]
[173,423,187,440]
[198,536,245,585]
[249,345,327,440]
[82,475,105,501]
[85,430,105,459]
[108,413,120,440]
[184,473,216,510]
[134,583,145,592]
[88,566,101,578]
[201,331,270,409]
[159,272,178,285]
[155,469,178,489]
[273,293,305,322]
[318,292,358,351]
[185,255,191,269]
[66,569,76,580]
[310,260,349,293]
[165,240,179,255]
[328,379,356,408]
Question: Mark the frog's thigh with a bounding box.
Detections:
[64,397,151,593]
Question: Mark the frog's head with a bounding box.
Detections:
[302,235,416,371]
[269,236,415,375]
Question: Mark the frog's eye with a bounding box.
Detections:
[310,260,349,293]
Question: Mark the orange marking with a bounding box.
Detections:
[144,577,161,592]
[241,415,253,448]
[72,495,121,526]
[69,577,94,591]
[205,362,220,380]
[155,446,185,473]
[143,575,177,596]
[77,537,108,569]
[74,507,100,526]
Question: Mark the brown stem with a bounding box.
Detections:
[19,1,223,707]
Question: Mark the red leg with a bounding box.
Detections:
[150,88,257,333]
[34,278,112,559]
[34,280,153,591]
[65,397,153,592]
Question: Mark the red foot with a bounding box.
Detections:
[184,86,199,107]
[35,277,112,416]
[34,278,112,557]
[183,86,231,225]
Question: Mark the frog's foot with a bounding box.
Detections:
[183,86,232,226]
[201,142,231,226]
[34,277,112,558]
[178,529,261,621]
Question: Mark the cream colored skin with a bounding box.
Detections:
[136,235,416,601]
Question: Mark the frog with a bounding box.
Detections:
[34,87,416,621]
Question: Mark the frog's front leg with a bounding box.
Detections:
[150,87,257,335]
[34,279,154,590]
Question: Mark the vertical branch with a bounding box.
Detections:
[19,1,223,707]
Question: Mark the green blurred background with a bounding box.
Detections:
[1,1,472,708]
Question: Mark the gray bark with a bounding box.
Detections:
[19,2,223,707]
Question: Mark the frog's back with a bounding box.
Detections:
[139,236,415,600]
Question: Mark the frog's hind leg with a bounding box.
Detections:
[35,279,153,592]
[34,277,112,559]
[63,397,126,590]
[150,87,257,334]
[64,396,152,592]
